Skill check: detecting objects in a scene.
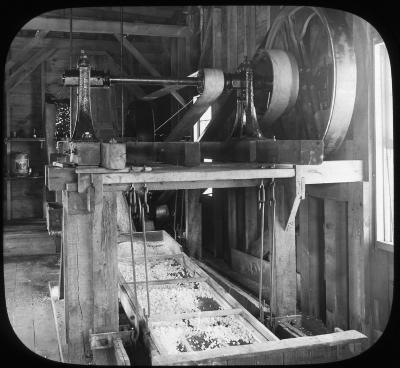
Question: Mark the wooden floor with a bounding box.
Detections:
[4,254,61,362]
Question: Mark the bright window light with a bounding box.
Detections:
[374,42,393,245]
[193,95,212,141]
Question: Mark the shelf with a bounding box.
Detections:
[4,175,44,181]
[5,138,46,143]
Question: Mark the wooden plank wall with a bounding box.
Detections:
[297,13,393,351]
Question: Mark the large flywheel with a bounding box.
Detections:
[253,7,357,155]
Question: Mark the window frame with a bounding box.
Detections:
[371,33,394,252]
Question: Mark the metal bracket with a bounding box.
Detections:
[285,172,305,232]
[89,330,134,350]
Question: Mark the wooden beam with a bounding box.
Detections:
[152,330,367,365]
[272,182,297,317]
[297,160,363,184]
[185,189,202,259]
[6,30,49,72]
[91,175,119,364]
[62,190,93,364]
[6,48,57,90]
[22,16,192,38]
[114,35,186,106]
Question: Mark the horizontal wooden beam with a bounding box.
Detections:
[152,330,367,365]
[22,16,192,38]
[201,140,324,165]
[101,164,295,186]
[297,160,363,184]
[126,141,200,166]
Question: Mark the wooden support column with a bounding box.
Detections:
[62,190,93,364]
[91,175,119,364]
[324,199,349,331]
[185,190,202,259]
[273,181,297,317]
[62,176,118,364]
[348,181,370,335]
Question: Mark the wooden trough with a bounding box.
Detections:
[118,231,367,365]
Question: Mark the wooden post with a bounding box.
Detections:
[185,190,202,259]
[324,199,348,330]
[62,176,119,364]
[91,175,119,364]
[273,181,297,317]
[62,189,93,364]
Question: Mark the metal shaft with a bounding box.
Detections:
[109,77,201,86]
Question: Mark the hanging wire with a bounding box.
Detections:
[154,98,193,133]
[120,6,125,138]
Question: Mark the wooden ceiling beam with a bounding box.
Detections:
[22,16,192,38]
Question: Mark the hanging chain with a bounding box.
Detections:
[258,179,266,322]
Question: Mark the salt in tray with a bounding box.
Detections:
[150,315,259,354]
[119,257,194,282]
[136,281,227,316]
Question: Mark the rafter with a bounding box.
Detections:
[22,16,192,38]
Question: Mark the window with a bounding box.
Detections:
[192,95,212,141]
[373,41,393,246]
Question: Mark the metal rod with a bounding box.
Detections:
[154,98,193,133]
[258,179,265,322]
[120,6,124,138]
[109,77,201,86]
[269,178,276,329]
[140,196,151,317]
[125,189,138,305]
